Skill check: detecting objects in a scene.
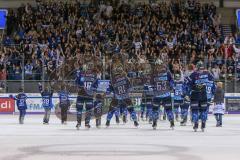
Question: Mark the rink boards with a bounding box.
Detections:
[0,93,239,114]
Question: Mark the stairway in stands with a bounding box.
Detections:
[217,8,235,39]
[0,30,3,46]
[221,24,233,37]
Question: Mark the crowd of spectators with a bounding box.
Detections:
[0,0,240,84]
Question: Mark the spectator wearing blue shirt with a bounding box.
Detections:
[24,60,33,80]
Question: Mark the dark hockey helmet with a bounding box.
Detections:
[112,62,124,76]
[154,61,166,73]
[174,72,181,81]
[115,65,124,74]
[44,86,50,92]
[196,61,204,70]
[82,62,94,71]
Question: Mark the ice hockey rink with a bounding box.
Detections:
[0,114,239,160]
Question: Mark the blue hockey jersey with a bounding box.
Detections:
[173,81,188,101]
[206,80,216,100]
[14,93,28,110]
[75,70,98,96]
[39,85,54,109]
[151,71,174,98]
[58,90,70,106]
[111,75,132,100]
[143,84,154,98]
[188,70,215,101]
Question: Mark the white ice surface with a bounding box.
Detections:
[0,114,239,160]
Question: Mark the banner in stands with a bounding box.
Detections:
[0,98,15,113]
[0,9,7,29]
[237,9,240,28]
[225,93,240,113]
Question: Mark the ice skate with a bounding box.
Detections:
[134,121,139,127]
[19,117,24,124]
[106,120,110,127]
[123,115,127,124]
[170,121,175,130]
[140,113,144,121]
[180,121,187,126]
[148,119,153,124]
[61,121,67,125]
[175,114,179,122]
[201,122,206,132]
[193,122,198,132]
[116,116,120,124]
[76,123,81,130]
[152,121,157,130]
[180,119,187,126]
[96,119,101,128]
[163,114,166,120]
[43,121,49,125]
[85,124,91,129]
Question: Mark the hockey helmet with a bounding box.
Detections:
[174,72,181,81]
[196,61,204,70]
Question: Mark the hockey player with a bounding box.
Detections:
[10,88,27,124]
[114,107,121,124]
[140,84,153,123]
[75,60,98,129]
[139,62,153,122]
[105,57,139,127]
[206,78,216,112]
[173,72,189,126]
[184,64,195,123]
[93,93,104,128]
[151,62,175,129]
[39,83,54,124]
[58,84,70,124]
[188,61,215,132]
[120,105,128,123]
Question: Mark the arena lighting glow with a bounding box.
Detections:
[0,9,8,29]
[237,9,240,28]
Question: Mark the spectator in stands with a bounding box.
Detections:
[24,60,33,80]
[0,68,6,90]
[2,0,236,84]
[212,65,221,80]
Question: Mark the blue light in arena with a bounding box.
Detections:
[237,9,240,28]
[0,9,8,29]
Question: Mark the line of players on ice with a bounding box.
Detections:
[9,56,225,132]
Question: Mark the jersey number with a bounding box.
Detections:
[175,90,183,96]
[156,81,167,91]
[43,99,49,105]
[118,85,126,95]
[84,82,92,90]
[19,99,25,106]
[207,86,211,93]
